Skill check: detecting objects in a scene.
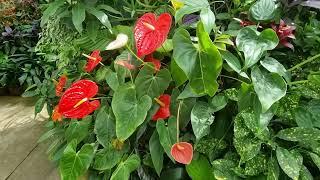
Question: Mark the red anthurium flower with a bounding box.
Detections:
[145,54,161,72]
[152,94,171,121]
[58,80,100,119]
[272,20,296,49]
[134,13,172,57]
[55,75,67,97]
[171,142,194,165]
[52,105,62,122]
[84,50,103,72]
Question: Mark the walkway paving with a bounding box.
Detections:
[0,96,60,180]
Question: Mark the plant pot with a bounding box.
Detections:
[0,87,8,96]
[8,86,24,96]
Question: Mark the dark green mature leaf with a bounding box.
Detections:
[277,127,320,142]
[276,147,303,179]
[260,57,290,82]
[190,22,222,96]
[112,83,152,141]
[110,154,140,180]
[251,66,287,112]
[294,107,314,128]
[94,107,115,148]
[309,152,320,171]
[86,7,112,30]
[178,84,204,99]
[93,144,124,171]
[211,159,238,179]
[72,3,86,33]
[135,64,171,99]
[60,141,95,180]
[149,131,164,176]
[244,154,268,176]
[160,167,189,180]
[65,117,91,143]
[186,154,214,180]
[34,97,45,117]
[236,27,279,68]
[156,118,176,161]
[267,156,279,180]
[249,0,276,21]
[191,101,215,141]
[220,50,249,78]
[234,112,262,162]
[299,166,313,180]
[195,137,227,161]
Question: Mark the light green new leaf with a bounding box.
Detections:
[86,7,112,30]
[200,7,215,33]
[249,0,276,21]
[186,155,214,180]
[110,154,140,180]
[112,83,152,141]
[236,27,279,68]
[171,59,188,87]
[60,141,95,180]
[135,64,171,99]
[251,66,287,112]
[65,117,91,143]
[220,50,249,78]
[94,107,115,148]
[156,118,176,161]
[234,112,261,162]
[211,159,238,179]
[260,57,290,82]
[149,131,164,176]
[190,22,222,96]
[276,127,320,142]
[72,3,86,33]
[276,147,303,179]
[93,145,124,171]
[191,102,215,141]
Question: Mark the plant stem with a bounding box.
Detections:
[288,53,320,71]
[288,80,308,85]
[176,101,182,143]
[125,45,156,70]
[219,75,246,83]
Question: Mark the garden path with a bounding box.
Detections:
[0,96,60,180]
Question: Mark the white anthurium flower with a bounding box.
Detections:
[106,33,129,50]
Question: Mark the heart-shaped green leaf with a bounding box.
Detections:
[186,154,214,180]
[110,154,140,180]
[135,64,171,99]
[65,116,91,143]
[156,117,177,161]
[249,0,276,21]
[72,3,86,33]
[60,141,95,180]
[251,66,287,112]
[112,83,152,141]
[93,144,125,171]
[94,107,116,148]
[149,131,164,176]
[236,27,278,68]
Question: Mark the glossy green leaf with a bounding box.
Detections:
[276,127,320,142]
[156,118,176,161]
[171,59,188,87]
[191,101,215,140]
[249,0,276,21]
[178,83,204,99]
[86,7,111,30]
[210,94,228,112]
[135,64,171,99]
[175,0,209,22]
[190,22,222,96]
[267,156,279,180]
[200,7,215,33]
[65,117,91,143]
[251,66,287,112]
[149,131,164,176]
[236,27,279,68]
[276,147,303,179]
[94,107,115,148]
[299,166,313,180]
[309,152,320,171]
[112,83,152,141]
[294,107,314,128]
[93,144,124,171]
[260,57,290,82]
[244,154,268,176]
[72,3,86,33]
[220,50,249,78]
[60,141,95,180]
[234,112,261,162]
[186,155,214,180]
[110,154,140,180]
[211,159,238,179]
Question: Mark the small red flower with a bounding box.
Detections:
[52,105,62,122]
[134,13,172,57]
[58,80,100,119]
[272,20,296,49]
[84,50,102,72]
[55,75,67,97]
[171,142,194,165]
[152,94,171,121]
[145,54,161,72]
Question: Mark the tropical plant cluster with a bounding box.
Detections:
[12,0,320,179]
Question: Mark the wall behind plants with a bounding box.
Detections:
[35,0,320,180]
